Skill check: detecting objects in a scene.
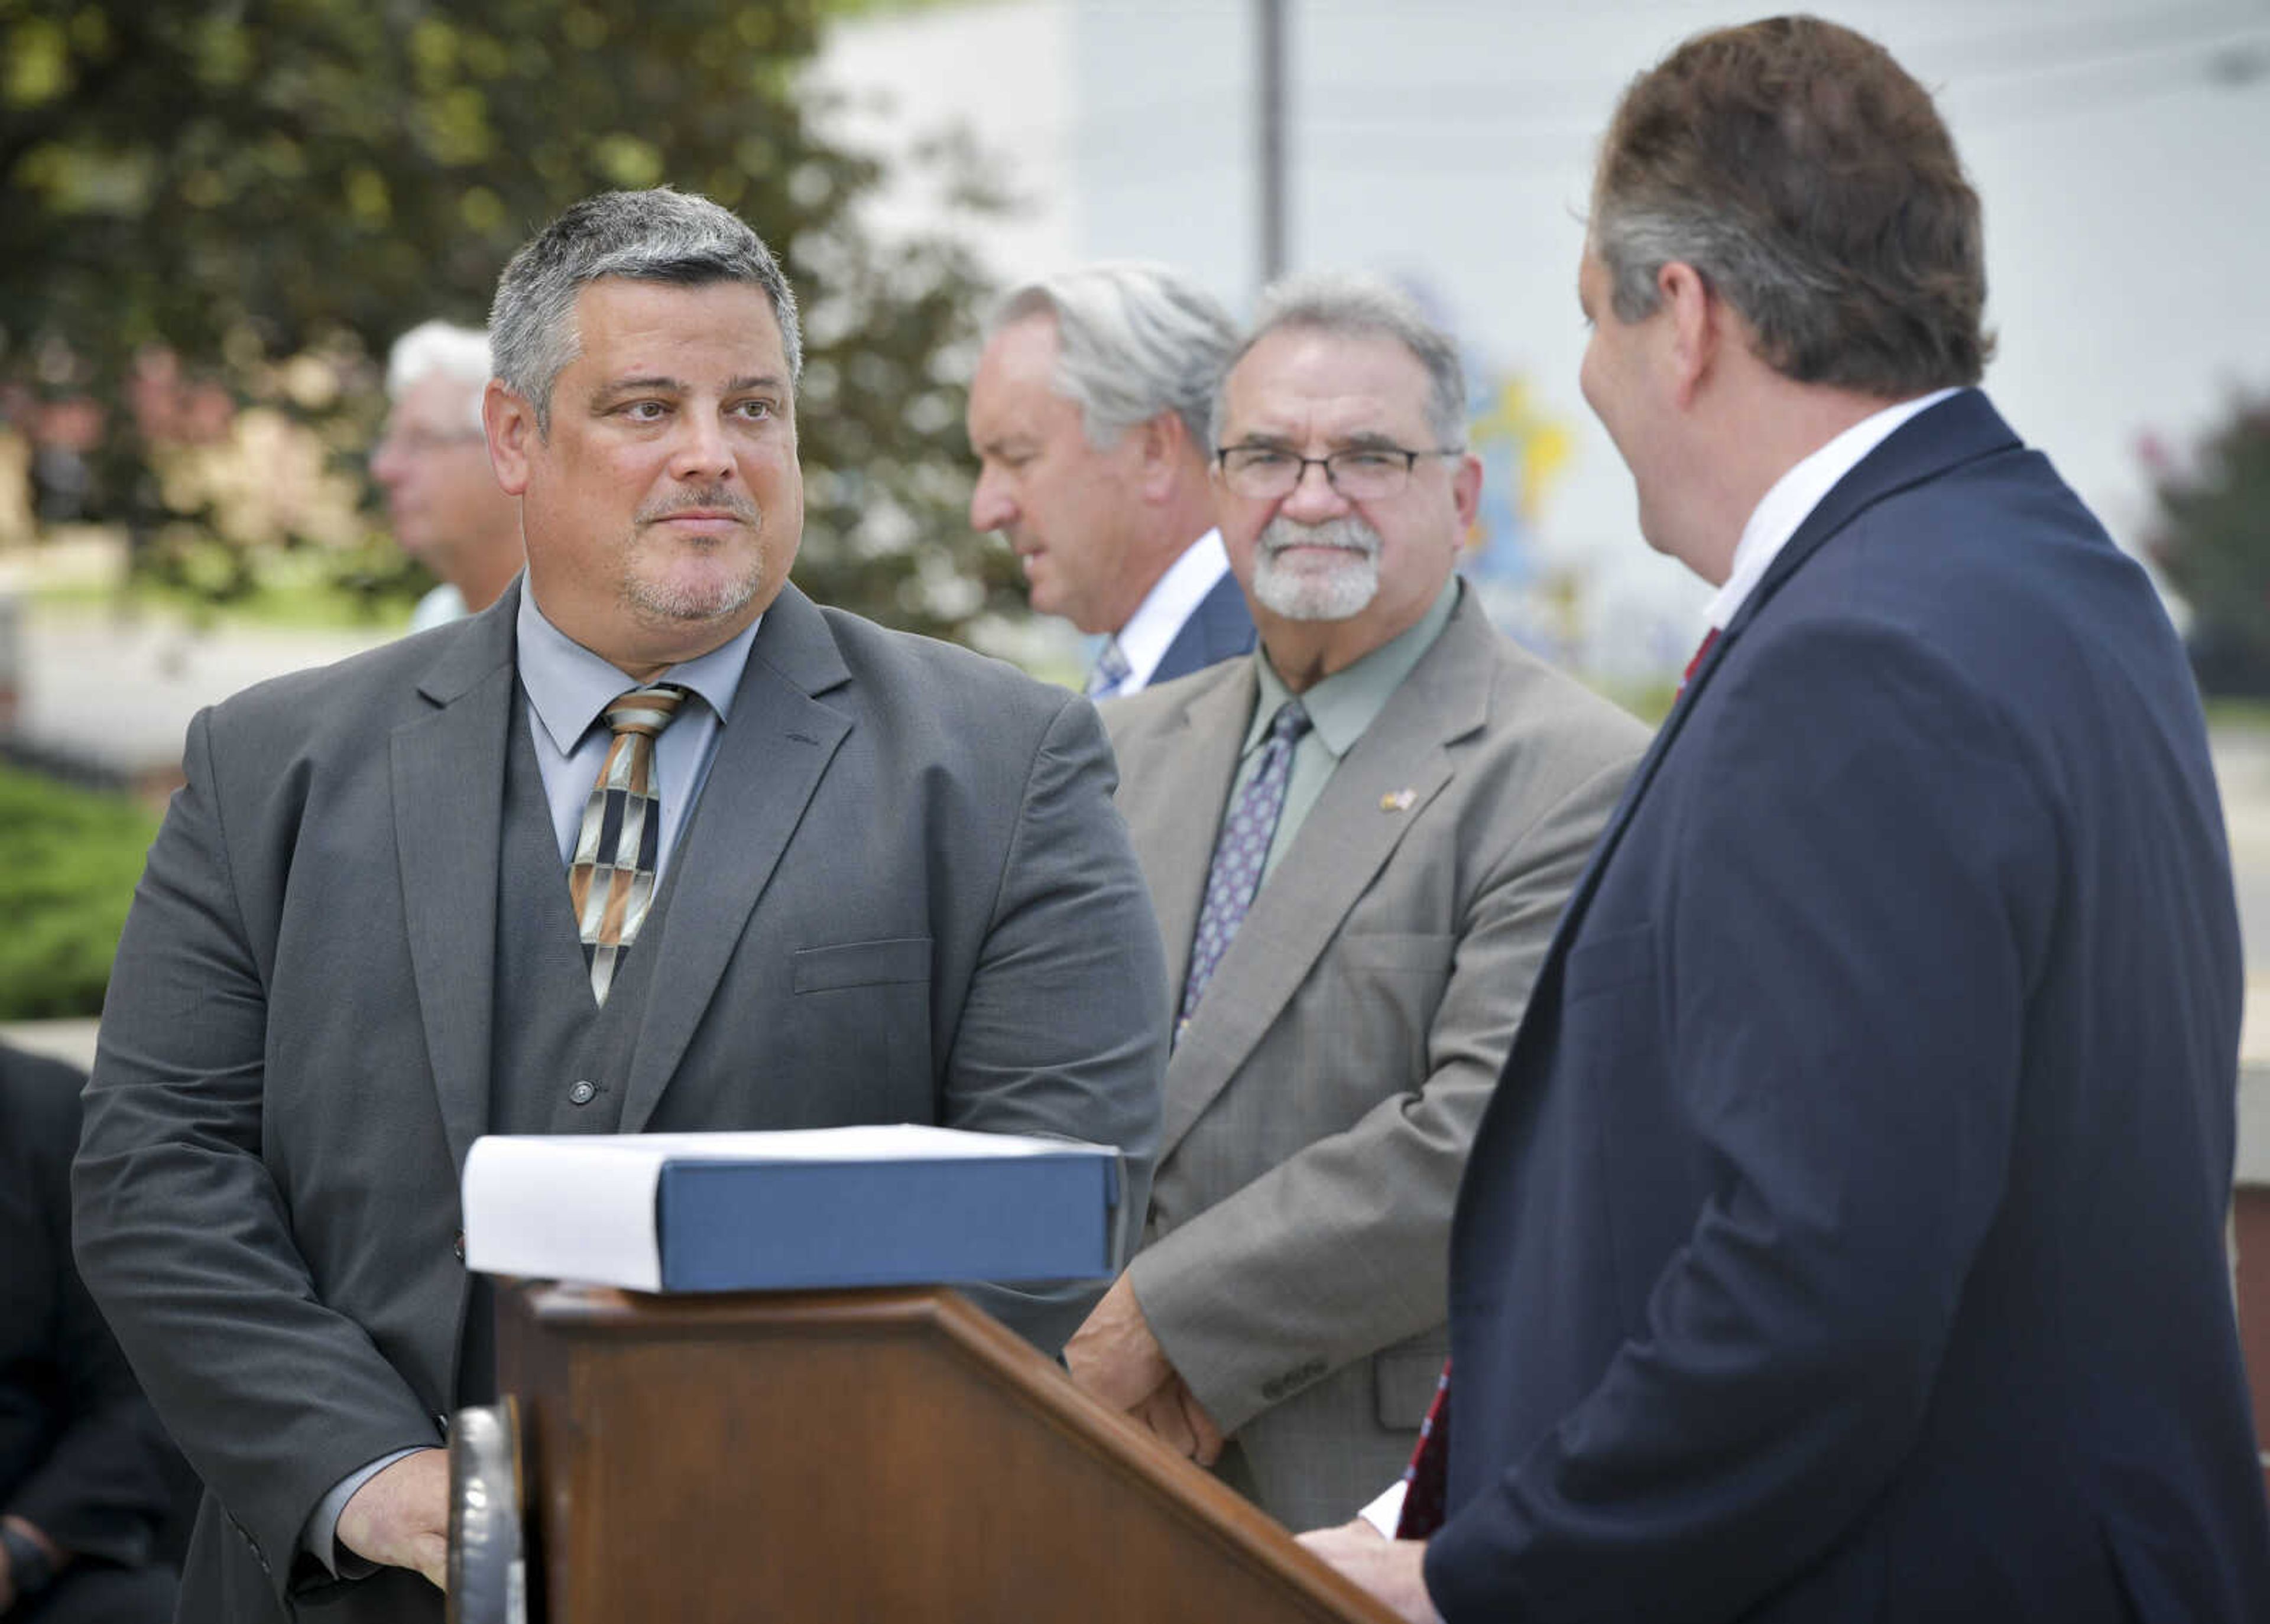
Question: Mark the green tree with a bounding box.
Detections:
[2146,394,2270,696]
[0,0,1020,635]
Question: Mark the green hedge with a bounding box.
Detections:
[0,765,160,1019]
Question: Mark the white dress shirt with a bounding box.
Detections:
[1110,529,1231,694]
[1705,388,1961,631]
[515,587,761,878]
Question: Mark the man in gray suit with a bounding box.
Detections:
[1063,274,1645,1530]
[73,189,1166,1623]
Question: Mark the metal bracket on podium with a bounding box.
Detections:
[446,1398,528,1624]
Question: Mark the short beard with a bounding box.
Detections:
[624,488,767,623]
[1250,514,1383,621]
[625,556,766,623]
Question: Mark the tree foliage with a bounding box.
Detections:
[2147,394,2270,696]
[0,0,1020,636]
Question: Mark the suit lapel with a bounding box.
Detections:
[1152,554,1254,685]
[1157,597,1494,1161]
[1731,388,2019,644]
[619,587,852,1132]
[1117,664,1254,1006]
[393,590,520,1174]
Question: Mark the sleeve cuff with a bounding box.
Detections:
[1358,1479,1408,1538]
[300,1448,426,1579]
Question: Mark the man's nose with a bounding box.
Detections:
[669,413,737,482]
[1280,458,1350,523]
[969,466,1016,532]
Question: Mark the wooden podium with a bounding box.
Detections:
[475,1279,1399,1622]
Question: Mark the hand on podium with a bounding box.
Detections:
[1066,1275,1225,1464]
[1297,1520,1441,1623]
[1133,1372,1225,1465]
[338,1446,449,1590]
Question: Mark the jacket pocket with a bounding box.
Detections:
[792,937,932,994]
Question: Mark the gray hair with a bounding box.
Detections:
[1593,204,1845,350]
[489,188,803,432]
[385,321,492,433]
[990,262,1237,453]
[1212,272,1468,451]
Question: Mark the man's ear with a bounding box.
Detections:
[1136,411,1188,504]
[1449,451,1484,531]
[1657,260,1719,409]
[485,379,538,496]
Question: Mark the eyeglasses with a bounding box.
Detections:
[1215,444,1464,502]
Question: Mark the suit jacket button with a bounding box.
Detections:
[453,1231,466,1262]
[569,1080,597,1105]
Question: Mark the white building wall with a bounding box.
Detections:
[816,0,2270,677]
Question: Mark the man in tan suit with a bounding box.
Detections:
[1063,274,1646,1529]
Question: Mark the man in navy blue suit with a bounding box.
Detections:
[1306,16,2270,1622]
[969,264,1254,697]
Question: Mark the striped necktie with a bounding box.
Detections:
[1680,626,1720,693]
[569,684,688,1004]
[1393,1360,1452,1538]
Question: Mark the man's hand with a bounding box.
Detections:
[1065,1275,1225,1464]
[1297,1519,1442,1624]
[336,1447,450,1591]
[1133,1373,1227,1466]
[1063,1274,1172,1409]
[0,1514,65,1613]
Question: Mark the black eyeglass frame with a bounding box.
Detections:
[1212,443,1467,500]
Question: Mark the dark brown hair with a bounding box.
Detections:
[1593,15,1992,395]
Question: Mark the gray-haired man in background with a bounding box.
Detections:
[372,321,525,632]
[76,189,1166,1624]
[968,263,1254,696]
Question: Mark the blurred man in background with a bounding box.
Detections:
[372,321,524,633]
[968,264,1254,696]
[2,1045,181,1624]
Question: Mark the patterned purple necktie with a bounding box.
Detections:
[569,684,688,1005]
[1178,697,1311,1031]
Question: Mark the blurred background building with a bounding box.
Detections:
[816,0,2270,683]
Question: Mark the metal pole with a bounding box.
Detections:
[1257,0,1288,288]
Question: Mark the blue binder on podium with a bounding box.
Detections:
[462,1125,1124,1292]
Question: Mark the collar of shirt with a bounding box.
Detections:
[516,587,759,751]
[515,587,764,871]
[1245,574,1461,763]
[1705,386,1963,632]
[1111,530,1231,691]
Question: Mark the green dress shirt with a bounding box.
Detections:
[1232,576,1462,885]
